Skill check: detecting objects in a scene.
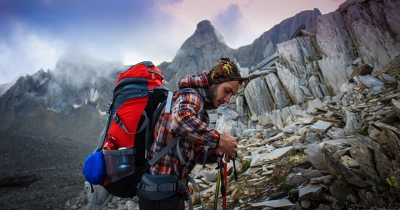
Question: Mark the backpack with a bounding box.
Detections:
[82,61,176,198]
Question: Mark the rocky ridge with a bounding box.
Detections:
[160,9,321,91]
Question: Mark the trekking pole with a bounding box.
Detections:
[213,160,222,210]
[222,156,228,210]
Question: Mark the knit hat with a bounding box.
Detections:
[207,58,249,86]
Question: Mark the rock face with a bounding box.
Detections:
[244,0,400,119]
[161,9,321,91]
[234,8,321,69]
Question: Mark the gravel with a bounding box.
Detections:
[0,132,93,210]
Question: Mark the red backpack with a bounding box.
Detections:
[83,61,175,198]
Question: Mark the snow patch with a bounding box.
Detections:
[90,88,100,103]
[38,78,48,86]
[98,109,107,115]
[47,108,58,112]
[73,104,82,108]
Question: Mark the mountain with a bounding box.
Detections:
[234,8,321,68]
[159,9,321,91]
[0,50,126,146]
[160,20,235,91]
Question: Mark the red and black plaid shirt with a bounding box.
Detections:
[148,72,219,179]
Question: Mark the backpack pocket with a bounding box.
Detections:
[82,151,107,185]
[103,148,136,183]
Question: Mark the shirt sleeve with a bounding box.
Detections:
[170,90,219,148]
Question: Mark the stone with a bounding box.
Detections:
[374,149,393,183]
[348,64,373,81]
[323,149,368,187]
[305,142,328,171]
[316,11,356,95]
[297,169,323,180]
[216,106,239,120]
[328,180,356,201]
[286,172,307,186]
[342,0,400,73]
[273,153,311,178]
[299,184,323,201]
[251,146,294,167]
[264,74,290,109]
[309,175,334,185]
[272,135,301,148]
[244,77,275,116]
[310,120,333,134]
[343,109,362,135]
[340,155,359,168]
[349,143,381,185]
[392,99,400,120]
[251,199,294,208]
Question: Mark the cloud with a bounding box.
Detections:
[0,0,347,85]
[0,19,64,84]
[213,4,257,48]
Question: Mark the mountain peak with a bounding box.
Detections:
[192,19,226,45]
[195,20,213,31]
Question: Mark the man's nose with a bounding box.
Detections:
[223,95,231,103]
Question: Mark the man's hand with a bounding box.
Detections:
[215,132,237,158]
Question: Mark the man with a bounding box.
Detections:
[137,58,249,209]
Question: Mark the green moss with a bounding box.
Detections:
[386,176,400,188]
[272,175,293,193]
[289,152,307,164]
[239,160,251,173]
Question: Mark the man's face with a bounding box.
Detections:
[210,80,240,108]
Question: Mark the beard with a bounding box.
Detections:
[210,84,220,109]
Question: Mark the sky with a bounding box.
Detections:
[0,0,346,85]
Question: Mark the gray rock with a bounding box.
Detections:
[350,143,381,185]
[323,149,368,187]
[299,184,323,201]
[244,77,274,116]
[316,11,356,95]
[342,0,400,74]
[286,172,307,186]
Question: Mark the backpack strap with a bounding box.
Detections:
[94,110,113,152]
[112,111,149,134]
[165,91,173,113]
[148,136,179,166]
[176,137,186,165]
[145,91,173,152]
[102,148,135,156]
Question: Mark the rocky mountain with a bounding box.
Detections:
[160,9,321,91]
[234,8,321,69]
[160,19,234,90]
[0,50,127,148]
[1,0,400,209]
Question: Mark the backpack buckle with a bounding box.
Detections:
[149,89,154,97]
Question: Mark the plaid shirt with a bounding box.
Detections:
[148,72,219,179]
